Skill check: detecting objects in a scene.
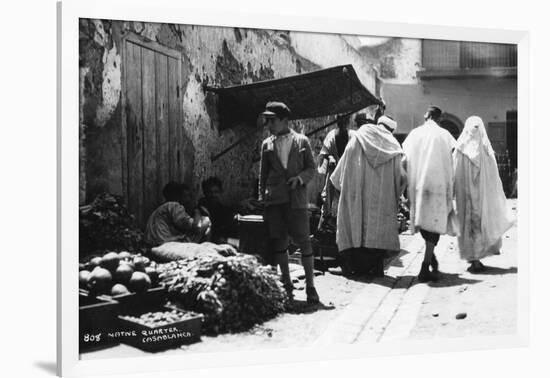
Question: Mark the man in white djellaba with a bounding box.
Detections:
[453,116,514,273]
[402,106,458,282]
[331,105,406,277]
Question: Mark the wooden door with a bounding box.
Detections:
[122,35,184,227]
[506,110,517,169]
[487,122,507,155]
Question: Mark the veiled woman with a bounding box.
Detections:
[453,116,514,273]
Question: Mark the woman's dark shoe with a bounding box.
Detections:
[467,260,487,273]
[340,261,354,277]
[306,286,320,304]
[369,259,385,278]
[339,251,355,277]
[418,263,438,283]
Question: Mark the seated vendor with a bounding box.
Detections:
[145,182,211,247]
[198,176,237,242]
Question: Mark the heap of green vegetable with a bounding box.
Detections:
[157,253,290,335]
[79,193,145,257]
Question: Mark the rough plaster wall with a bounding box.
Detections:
[85,19,121,128]
[96,45,121,128]
[79,19,124,204]
[359,38,421,85]
[166,26,322,205]
[79,67,88,204]
[79,20,376,211]
[291,31,378,93]
[340,35,363,50]
[388,39,422,84]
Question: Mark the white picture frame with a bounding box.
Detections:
[58,0,530,376]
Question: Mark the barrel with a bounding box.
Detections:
[237,215,270,264]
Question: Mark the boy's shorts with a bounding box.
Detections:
[264,203,312,254]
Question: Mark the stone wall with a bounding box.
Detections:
[79,19,377,214]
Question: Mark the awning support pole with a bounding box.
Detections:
[212,109,359,164]
[305,109,356,137]
[247,110,358,163]
[211,127,262,162]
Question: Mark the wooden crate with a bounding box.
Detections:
[117,305,203,352]
[107,286,167,315]
[79,291,120,352]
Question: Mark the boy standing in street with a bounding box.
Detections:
[258,101,320,304]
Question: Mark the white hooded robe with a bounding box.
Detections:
[330,123,405,252]
[453,116,514,261]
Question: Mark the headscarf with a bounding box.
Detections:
[456,116,494,168]
[378,115,397,132]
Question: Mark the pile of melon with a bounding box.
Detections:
[79,251,159,296]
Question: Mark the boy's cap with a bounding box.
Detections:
[262,101,291,119]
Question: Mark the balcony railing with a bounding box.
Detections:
[422,40,517,71]
[459,42,517,69]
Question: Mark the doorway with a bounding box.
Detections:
[506,110,517,170]
[122,34,185,226]
[440,113,463,139]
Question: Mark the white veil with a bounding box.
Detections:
[454,115,514,254]
[456,116,494,168]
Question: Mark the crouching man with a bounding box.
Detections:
[145,182,211,247]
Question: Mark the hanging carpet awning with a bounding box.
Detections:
[206,64,381,130]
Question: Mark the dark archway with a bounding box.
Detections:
[440,113,463,139]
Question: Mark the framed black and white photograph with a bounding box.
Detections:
[57,0,530,376]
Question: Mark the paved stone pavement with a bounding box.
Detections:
[81,200,517,359]
[315,199,518,345]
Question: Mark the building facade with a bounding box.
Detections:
[361,38,517,172]
[79,20,378,225]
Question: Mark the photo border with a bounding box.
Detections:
[58,0,530,376]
